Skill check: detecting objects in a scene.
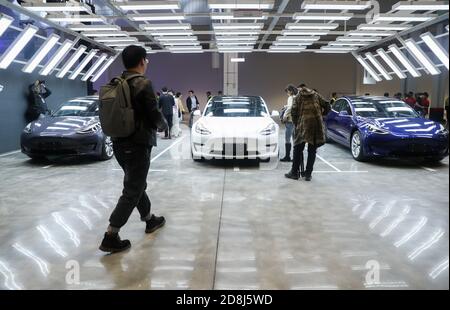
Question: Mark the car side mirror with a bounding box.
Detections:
[339,110,349,117]
[271,110,280,117]
[193,110,201,117]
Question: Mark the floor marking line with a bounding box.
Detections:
[42,165,53,169]
[420,166,437,172]
[151,136,187,163]
[316,154,341,172]
[0,150,20,158]
[212,168,226,290]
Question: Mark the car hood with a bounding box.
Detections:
[31,116,98,135]
[197,116,276,135]
[358,117,441,135]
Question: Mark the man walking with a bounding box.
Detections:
[99,45,168,253]
[158,87,175,139]
[186,90,200,128]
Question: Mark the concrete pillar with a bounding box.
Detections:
[223,53,238,96]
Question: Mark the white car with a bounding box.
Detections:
[191,96,279,161]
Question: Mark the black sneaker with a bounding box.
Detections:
[145,215,166,234]
[99,233,131,253]
[304,175,313,181]
[285,171,300,180]
[280,157,292,162]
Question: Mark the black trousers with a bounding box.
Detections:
[109,142,153,229]
[164,114,173,137]
[292,142,317,177]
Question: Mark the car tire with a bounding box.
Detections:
[351,131,366,162]
[99,136,114,161]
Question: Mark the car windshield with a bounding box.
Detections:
[353,100,419,118]
[53,99,99,117]
[204,97,268,117]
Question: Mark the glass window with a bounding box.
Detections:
[341,101,353,115]
[333,99,345,112]
[53,99,99,117]
[353,100,419,118]
[204,97,268,117]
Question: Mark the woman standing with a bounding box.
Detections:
[285,84,330,181]
[171,92,186,137]
[280,85,297,162]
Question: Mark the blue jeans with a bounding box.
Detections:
[285,122,294,144]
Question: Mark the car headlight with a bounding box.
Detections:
[260,123,276,136]
[77,122,101,134]
[437,124,449,135]
[195,122,211,135]
[367,124,389,135]
[23,123,32,134]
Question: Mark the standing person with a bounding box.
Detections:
[280,85,297,162]
[171,91,182,138]
[420,92,431,117]
[404,91,416,109]
[186,90,200,128]
[285,84,330,182]
[394,92,402,100]
[26,80,51,122]
[159,87,175,139]
[99,45,168,253]
[384,92,390,97]
[206,91,212,102]
[329,92,337,106]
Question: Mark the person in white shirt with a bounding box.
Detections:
[280,85,298,162]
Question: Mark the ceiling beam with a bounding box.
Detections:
[258,0,291,49]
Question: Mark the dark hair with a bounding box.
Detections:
[207,91,211,95]
[298,83,306,88]
[161,87,168,92]
[423,92,429,97]
[156,92,160,96]
[176,92,182,98]
[332,92,337,97]
[285,84,298,95]
[384,92,389,97]
[218,91,223,94]
[121,45,147,69]
[189,90,194,93]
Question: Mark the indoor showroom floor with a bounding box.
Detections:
[0,125,448,290]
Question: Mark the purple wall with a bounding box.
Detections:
[94,52,223,110]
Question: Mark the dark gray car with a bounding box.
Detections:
[21,96,113,160]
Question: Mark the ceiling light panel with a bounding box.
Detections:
[282,30,329,36]
[69,25,121,32]
[285,23,339,30]
[389,44,421,77]
[213,23,264,30]
[337,36,381,42]
[91,56,116,83]
[69,50,98,80]
[39,39,74,76]
[373,14,435,22]
[0,25,38,69]
[277,36,320,41]
[22,34,60,73]
[301,1,371,10]
[420,32,449,70]
[48,15,105,23]
[129,14,185,21]
[81,53,108,81]
[56,45,87,78]
[23,3,90,12]
[404,38,441,75]
[211,13,268,20]
[377,48,407,79]
[356,55,382,82]
[140,24,191,31]
[392,1,449,11]
[0,14,14,37]
[116,1,180,11]
[365,52,392,80]
[82,31,130,37]
[208,0,275,10]
[293,13,354,21]
[357,23,411,31]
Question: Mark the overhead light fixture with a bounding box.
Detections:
[216,42,255,46]
[39,39,74,76]
[216,36,259,41]
[231,58,245,63]
[157,36,198,42]
[302,1,371,10]
[213,23,264,30]
[0,25,38,69]
[268,50,303,53]
[277,36,320,41]
[141,24,191,31]
[348,31,395,37]
[404,39,441,75]
[69,50,98,80]
[163,41,201,46]
[377,48,407,79]
[116,1,180,11]
[82,31,129,37]
[56,45,87,78]
[91,56,117,83]
[23,3,90,12]
[273,42,314,46]
[420,32,449,70]
[357,23,410,31]
[148,31,194,36]
[0,14,14,37]
[270,46,307,50]
[167,46,203,51]
[314,50,350,54]
[208,0,274,9]
[337,36,381,42]
[285,23,339,30]
[373,14,435,22]
[389,44,421,77]
[96,37,138,43]
[329,42,369,46]
[81,54,108,81]
[211,13,268,20]
[321,47,356,52]
[392,1,449,11]
[129,14,185,21]
[48,15,105,23]
[106,42,145,47]
[293,13,354,21]
[365,52,392,80]
[22,34,60,74]
[282,30,329,36]
[172,50,204,54]
[215,31,260,35]
[69,24,121,32]
[356,55,382,82]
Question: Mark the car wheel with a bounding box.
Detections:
[100,136,114,160]
[325,126,333,143]
[351,131,366,162]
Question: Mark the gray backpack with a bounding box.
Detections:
[99,74,143,138]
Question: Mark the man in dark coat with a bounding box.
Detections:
[158,87,175,139]
[285,84,330,181]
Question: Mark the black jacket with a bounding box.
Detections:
[158,93,175,116]
[113,71,167,146]
[186,96,200,113]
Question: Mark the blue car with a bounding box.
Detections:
[325,96,449,162]
[21,96,114,161]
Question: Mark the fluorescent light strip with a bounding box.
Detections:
[215,31,260,35]
[82,31,129,37]
[116,1,180,11]
[373,14,435,22]
[389,45,421,77]
[315,50,350,54]
[208,0,274,9]
[348,31,395,37]
[217,42,255,46]
[330,42,369,46]
[69,50,98,80]
[81,54,108,81]
[268,50,302,53]
[211,14,268,20]
[285,23,339,30]
[91,56,116,83]
[141,24,191,31]
[96,37,138,43]
[149,31,194,36]
[106,42,145,47]
[337,36,381,42]
[48,16,105,23]
[168,46,203,51]
[365,52,392,80]
[213,23,264,30]
[293,13,353,21]
[356,56,382,82]
[230,58,245,63]
[216,36,258,41]
[420,32,449,70]
[22,34,60,73]
[273,42,313,46]
[0,14,14,37]
[322,46,356,51]
[277,36,320,41]
[69,24,120,32]
[23,3,89,12]
[282,30,329,36]
[377,48,407,79]
[0,25,38,69]
[171,50,204,54]
[157,36,198,41]
[357,23,410,31]
[129,14,185,21]
[56,46,87,78]
[302,0,371,10]
[164,42,201,46]
[270,46,307,51]
[39,40,74,76]
[404,39,441,75]
[392,1,449,11]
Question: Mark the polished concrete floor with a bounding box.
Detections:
[0,124,448,290]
